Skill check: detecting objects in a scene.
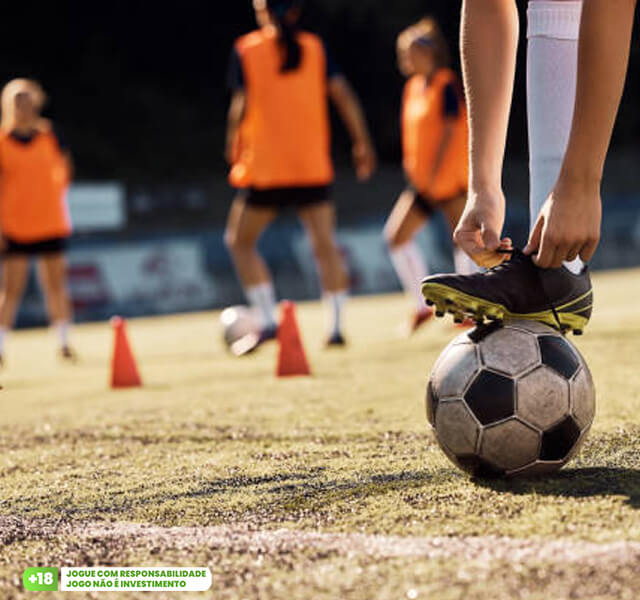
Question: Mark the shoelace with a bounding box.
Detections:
[487,248,525,273]
[489,248,563,332]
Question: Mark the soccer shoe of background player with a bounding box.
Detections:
[325,331,347,348]
[232,324,278,357]
[409,306,434,334]
[454,316,476,329]
[421,249,593,335]
[60,346,79,363]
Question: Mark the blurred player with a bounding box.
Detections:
[225,0,376,351]
[384,19,477,334]
[0,79,74,362]
[422,0,636,334]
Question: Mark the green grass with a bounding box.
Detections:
[2,268,640,599]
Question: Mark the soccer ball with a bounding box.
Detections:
[427,320,595,478]
[220,306,260,355]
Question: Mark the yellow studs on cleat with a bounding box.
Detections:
[422,281,589,336]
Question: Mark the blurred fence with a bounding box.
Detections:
[14,159,640,327]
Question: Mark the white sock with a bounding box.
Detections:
[0,328,7,354]
[527,0,585,275]
[324,290,348,337]
[390,241,429,312]
[453,246,480,275]
[245,282,277,329]
[55,321,71,348]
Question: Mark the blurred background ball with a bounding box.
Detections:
[220,306,260,356]
[427,320,595,478]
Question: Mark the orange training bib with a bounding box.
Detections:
[402,69,468,201]
[0,130,71,242]
[229,28,334,189]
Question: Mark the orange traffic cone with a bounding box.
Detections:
[110,316,142,388]
[276,301,311,377]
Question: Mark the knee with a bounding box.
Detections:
[1,283,23,303]
[384,225,406,250]
[2,274,25,298]
[224,229,252,254]
[310,236,337,263]
[383,218,397,247]
[49,279,68,296]
[223,229,236,252]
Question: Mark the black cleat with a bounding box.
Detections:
[60,346,78,363]
[325,332,347,348]
[421,249,593,334]
[231,324,278,357]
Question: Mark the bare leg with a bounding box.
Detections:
[224,195,279,329]
[383,189,428,250]
[298,201,348,340]
[37,253,74,354]
[224,195,277,287]
[0,256,30,359]
[384,190,430,316]
[298,201,348,292]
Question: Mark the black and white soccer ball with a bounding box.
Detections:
[427,320,595,478]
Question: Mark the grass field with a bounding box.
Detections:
[1,267,640,599]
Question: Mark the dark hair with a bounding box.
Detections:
[266,0,303,72]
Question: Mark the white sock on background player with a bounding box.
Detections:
[527,0,584,275]
[454,246,480,275]
[55,321,71,349]
[0,327,7,355]
[324,290,348,338]
[390,241,429,312]
[246,282,277,329]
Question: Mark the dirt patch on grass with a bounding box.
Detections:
[2,516,639,568]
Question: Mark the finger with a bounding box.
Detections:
[565,244,582,263]
[456,230,509,268]
[550,245,568,269]
[480,223,500,251]
[580,238,599,263]
[524,218,543,255]
[541,238,570,269]
[459,240,486,258]
[533,228,554,268]
[454,231,486,258]
[476,251,509,269]
[496,238,513,256]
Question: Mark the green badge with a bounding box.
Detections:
[22,568,58,591]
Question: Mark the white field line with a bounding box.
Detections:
[4,517,638,567]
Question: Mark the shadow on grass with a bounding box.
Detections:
[475,467,640,508]
[161,469,431,505]
[54,470,433,519]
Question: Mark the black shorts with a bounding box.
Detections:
[408,186,466,218]
[3,236,68,256]
[242,185,331,210]
[410,188,436,218]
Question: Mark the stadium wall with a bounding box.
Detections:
[13,160,640,327]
